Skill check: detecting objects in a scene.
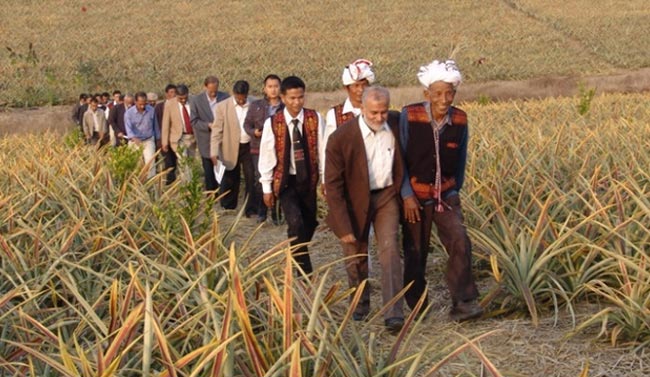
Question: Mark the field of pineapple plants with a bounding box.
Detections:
[2,91,650,376]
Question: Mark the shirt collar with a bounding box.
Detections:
[359,115,389,137]
[283,108,304,125]
[342,98,361,114]
[424,101,450,128]
[233,97,249,108]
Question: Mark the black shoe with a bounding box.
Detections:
[384,317,404,334]
[352,312,368,321]
[256,215,266,224]
[449,300,484,322]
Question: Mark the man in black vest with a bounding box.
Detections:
[400,59,482,322]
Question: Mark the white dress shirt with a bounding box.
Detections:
[359,115,395,190]
[321,98,361,183]
[234,98,251,143]
[258,108,324,194]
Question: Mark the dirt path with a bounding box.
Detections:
[2,68,650,136]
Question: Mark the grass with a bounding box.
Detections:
[2,1,650,106]
[2,91,650,375]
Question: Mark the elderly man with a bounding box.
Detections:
[190,76,230,193]
[325,86,404,333]
[126,91,160,179]
[210,80,255,213]
[259,76,324,275]
[400,59,482,322]
[161,84,196,184]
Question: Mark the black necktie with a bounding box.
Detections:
[291,119,308,186]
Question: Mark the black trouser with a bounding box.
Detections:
[279,176,318,275]
[252,153,280,221]
[164,149,178,185]
[219,143,256,214]
[201,157,219,193]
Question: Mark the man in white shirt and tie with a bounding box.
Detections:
[258,76,324,275]
[210,81,255,214]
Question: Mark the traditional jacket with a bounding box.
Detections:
[403,103,467,184]
[271,109,320,196]
[333,103,356,127]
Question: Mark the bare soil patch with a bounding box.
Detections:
[2,68,650,137]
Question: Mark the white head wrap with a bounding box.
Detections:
[342,58,376,86]
[417,59,462,88]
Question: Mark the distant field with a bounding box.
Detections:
[1,0,648,106]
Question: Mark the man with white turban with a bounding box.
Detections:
[320,59,376,191]
[399,59,483,322]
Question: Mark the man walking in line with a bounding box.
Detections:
[243,74,283,223]
[125,91,160,179]
[161,84,196,184]
[400,59,483,322]
[325,86,405,333]
[258,76,323,275]
[190,76,230,193]
[210,80,255,214]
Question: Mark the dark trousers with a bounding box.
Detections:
[164,149,178,185]
[252,153,280,221]
[341,188,403,320]
[219,143,256,214]
[202,157,219,193]
[279,176,318,275]
[402,194,479,309]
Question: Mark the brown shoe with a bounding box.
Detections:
[449,300,484,322]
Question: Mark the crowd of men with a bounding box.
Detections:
[71,58,483,333]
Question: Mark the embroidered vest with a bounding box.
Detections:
[404,103,467,184]
[333,103,355,127]
[271,109,320,196]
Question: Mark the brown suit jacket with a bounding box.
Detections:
[210,98,244,170]
[161,98,188,152]
[324,113,404,239]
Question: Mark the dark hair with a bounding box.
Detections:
[204,76,220,86]
[264,74,281,85]
[112,90,122,96]
[134,91,147,102]
[89,97,99,104]
[176,84,189,96]
[233,80,250,95]
[280,76,305,94]
[164,84,177,93]
[101,92,110,98]
[79,93,88,100]
[118,94,125,101]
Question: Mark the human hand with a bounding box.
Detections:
[263,193,275,208]
[340,234,356,244]
[403,196,422,223]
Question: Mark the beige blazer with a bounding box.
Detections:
[82,109,107,137]
[161,98,188,152]
[210,98,242,170]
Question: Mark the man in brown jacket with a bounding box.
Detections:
[161,84,196,184]
[325,86,404,333]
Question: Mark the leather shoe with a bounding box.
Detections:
[384,317,404,334]
[449,300,484,322]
